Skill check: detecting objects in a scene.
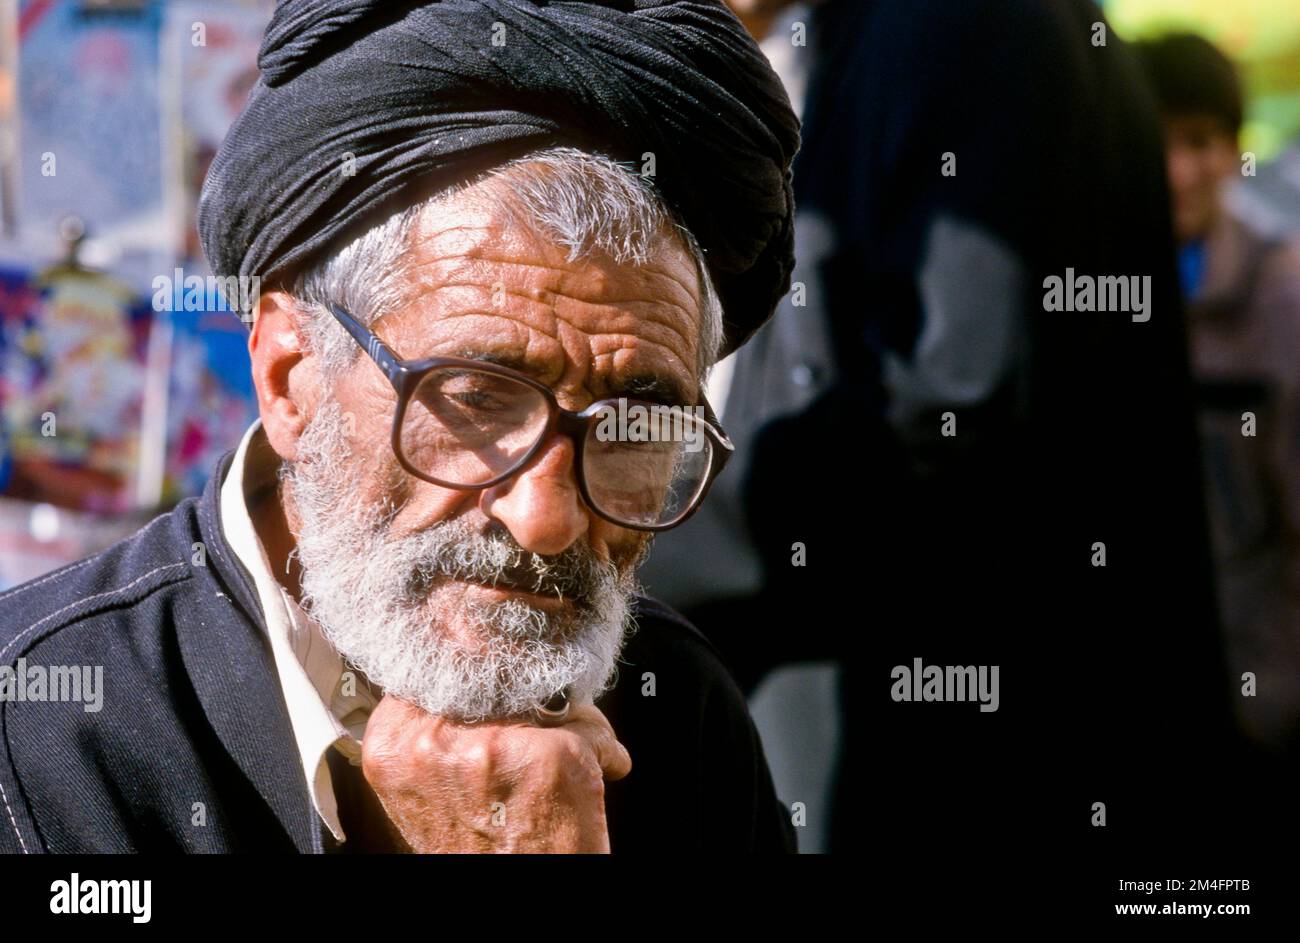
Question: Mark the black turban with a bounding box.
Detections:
[197,0,799,359]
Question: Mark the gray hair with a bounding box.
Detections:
[286,146,724,382]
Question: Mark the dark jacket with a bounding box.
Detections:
[0,448,794,853]
[1189,213,1300,751]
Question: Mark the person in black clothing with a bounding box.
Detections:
[644,0,1292,858]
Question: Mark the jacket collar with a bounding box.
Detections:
[176,446,320,853]
[1192,213,1274,320]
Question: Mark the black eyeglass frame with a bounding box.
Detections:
[327,302,734,532]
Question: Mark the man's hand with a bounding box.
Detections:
[360,694,632,853]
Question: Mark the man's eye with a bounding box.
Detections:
[448,391,501,410]
[594,438,675,455]
[621,439,673,451]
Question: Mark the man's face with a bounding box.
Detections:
[278,193,704,722]
[1161,112,1239,244]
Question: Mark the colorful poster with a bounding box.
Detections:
[0,258,152,513]
[17,0,164,262]
[159,303,257,503]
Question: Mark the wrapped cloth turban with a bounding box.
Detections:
[197,0,800,359]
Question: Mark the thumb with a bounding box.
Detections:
[565,703,633,781]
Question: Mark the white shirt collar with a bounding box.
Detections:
[218,417,378,842]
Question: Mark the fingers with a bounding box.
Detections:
[369,693,632,782]
[562,702,633,781]
[370,692,421,727]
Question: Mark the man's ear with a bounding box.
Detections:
[249,290,318,462]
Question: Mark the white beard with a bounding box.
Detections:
[280,399,641,722]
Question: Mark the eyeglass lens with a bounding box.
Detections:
[398,366,714,527]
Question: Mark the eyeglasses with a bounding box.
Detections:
[327,303,733,531]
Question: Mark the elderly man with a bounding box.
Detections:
[0,0,798,853]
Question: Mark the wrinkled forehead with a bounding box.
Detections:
[375,197,705,402]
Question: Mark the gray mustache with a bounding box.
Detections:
[405,530,609,603]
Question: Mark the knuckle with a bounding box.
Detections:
[413,730,439,760]
[552,733,602,789]
[554,731,590,768]
[360,751,386,784]
[452,737,496,777]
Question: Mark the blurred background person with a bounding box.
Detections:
[642,0,1288,856]
[1135,33,1300,754]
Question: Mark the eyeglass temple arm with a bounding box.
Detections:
[328,302,404,383]
[697,393,734,453]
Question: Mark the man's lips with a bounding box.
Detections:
[405,558,590,607]
[480,563,585,599]
[458,575,577,609]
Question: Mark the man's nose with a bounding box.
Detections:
[478,435,588,556]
